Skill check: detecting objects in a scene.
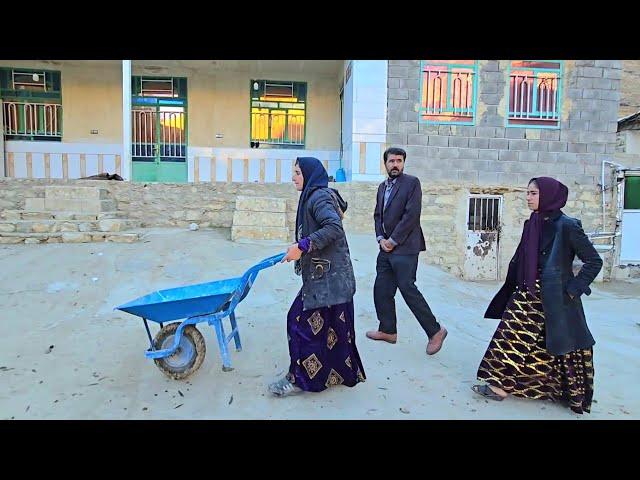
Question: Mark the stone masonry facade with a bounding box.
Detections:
[0,177,617,280]
[0,62,627,280]
[385,60,623,279]
[386,60,621,188]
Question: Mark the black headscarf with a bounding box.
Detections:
[294,157,328,240]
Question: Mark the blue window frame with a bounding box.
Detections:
[506,60,563,129]
[419,60,478,125]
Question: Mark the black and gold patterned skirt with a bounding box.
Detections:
[477,283,594,414]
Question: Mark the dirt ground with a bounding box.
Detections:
[1,228,638,419]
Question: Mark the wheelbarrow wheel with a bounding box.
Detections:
[153,323,206,380]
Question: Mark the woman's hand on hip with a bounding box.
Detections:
[282,243,303,262]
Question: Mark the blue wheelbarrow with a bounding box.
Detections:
[115,252,285,379]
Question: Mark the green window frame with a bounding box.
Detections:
[250,79,307,148]
[0,67,62,141]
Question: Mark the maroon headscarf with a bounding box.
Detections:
[516,176,569,293]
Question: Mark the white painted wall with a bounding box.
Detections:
[620,210,640,263]
[121,60,132,181]
[346,60,388,182]
[5,141,121,179]
[341,61,354,179]
[188,146,340,183]
[0,99,4,177]
[625,131,640,154]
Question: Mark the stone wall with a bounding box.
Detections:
[386,60,621,188]
[620,60,640,118]
[0,178,616,280]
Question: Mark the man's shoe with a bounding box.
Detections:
[366,330,397,344]
[426,327,448,355]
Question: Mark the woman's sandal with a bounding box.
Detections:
[472,384,506,401]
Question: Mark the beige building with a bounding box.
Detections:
[1,59,639,281]
[0,60,346,183]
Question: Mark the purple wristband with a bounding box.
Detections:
[298,237,311,253]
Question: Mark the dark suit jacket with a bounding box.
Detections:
[485,211,603,355]
[373,173,426,255]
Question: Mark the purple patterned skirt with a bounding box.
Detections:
[286,292,366,392]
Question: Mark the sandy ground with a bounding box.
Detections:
[1,228,638,420]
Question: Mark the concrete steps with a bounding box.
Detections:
[0,210,128,221]
[0,231,143,244]
[0,185,142,244]
[0,218,141,234]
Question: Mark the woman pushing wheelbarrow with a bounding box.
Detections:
[270,157,366,397]
[115,157,365,396]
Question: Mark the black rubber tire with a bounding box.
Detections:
[153,323,206,380]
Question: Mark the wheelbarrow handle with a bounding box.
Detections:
[239,252,286,287]
[218,252,286,316]
[253,252,286,270]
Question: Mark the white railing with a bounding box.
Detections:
[2,101,62,137]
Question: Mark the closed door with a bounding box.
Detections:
[463,195,502,280]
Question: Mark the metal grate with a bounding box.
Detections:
[420,61,477,124]
[467,196,501,232]
[132,108,186,160]
[250,109,304,146]
[2,101,61,137]
[508,61,562,126]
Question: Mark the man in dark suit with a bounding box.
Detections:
[366,147,448,355]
